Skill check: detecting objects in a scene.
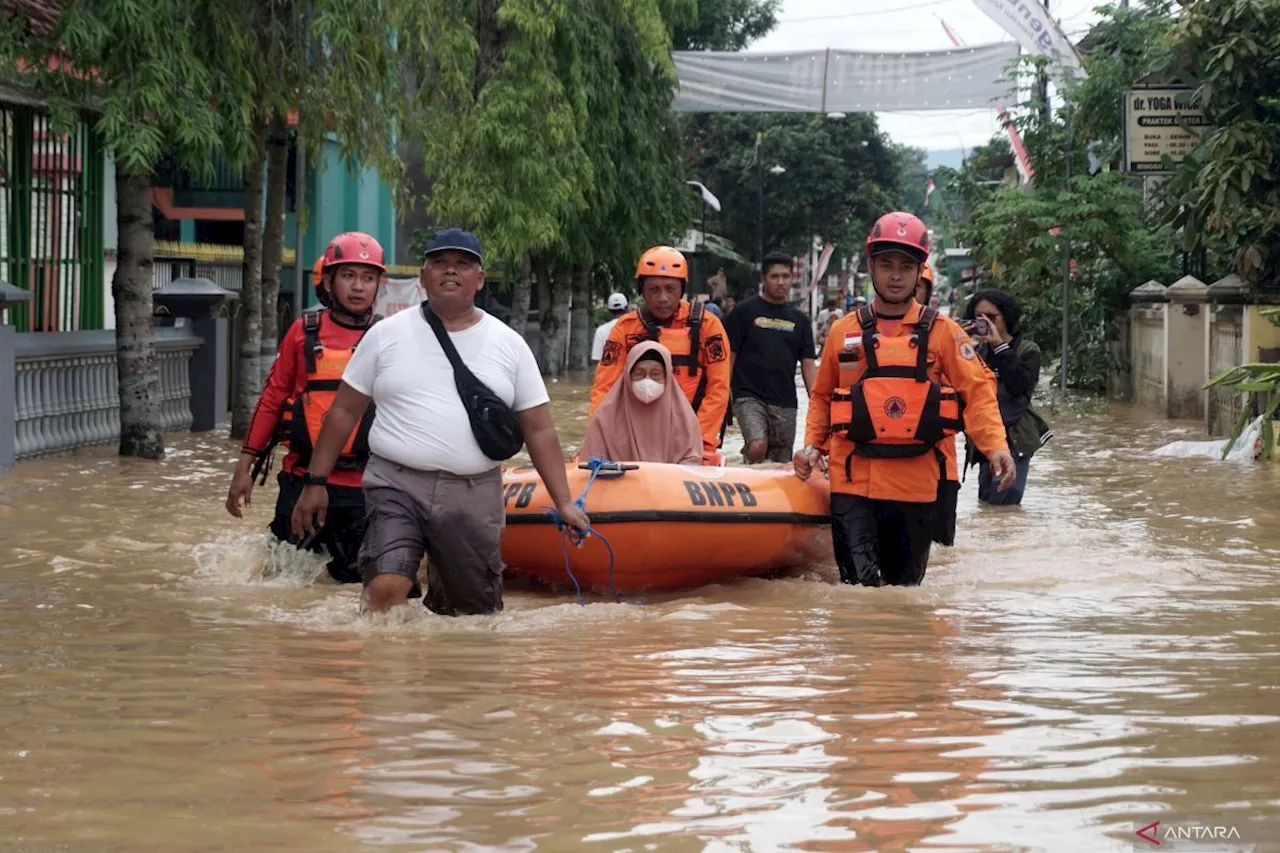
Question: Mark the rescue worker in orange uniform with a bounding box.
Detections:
[794,213,1016,586]
[589,246,731,464]
[915,260,960,547]
[225,232,386,584]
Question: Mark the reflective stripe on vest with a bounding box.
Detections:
[637,300,710,412]
[277,310,377,471]
[829,305,964,459]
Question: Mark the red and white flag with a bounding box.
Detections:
[940,17,1036,185]
[925,175,936,206]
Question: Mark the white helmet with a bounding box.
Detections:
[607,292,628,311]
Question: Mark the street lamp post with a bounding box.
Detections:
[756,162,786,269]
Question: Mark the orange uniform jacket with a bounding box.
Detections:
[242,312,368,489]
[589,300,731,462]
[804,301,1006,502]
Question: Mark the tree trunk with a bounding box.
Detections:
[229,126,268,439]
[260,112,289,384]
[508,251,532,342]
[568,265,591,373]
[112,168,165,459]
[540,268,571,377]
[534,257,552,374]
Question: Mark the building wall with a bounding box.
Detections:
[284,137,397,311]
[97,138,398,327]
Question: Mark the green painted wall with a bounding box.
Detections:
[284,135,397,309]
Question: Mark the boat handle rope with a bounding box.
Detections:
[542,456,638,607]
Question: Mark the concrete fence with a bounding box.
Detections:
[10,328,202,461]
[1110,274,1280,437]
[1,278,234,468]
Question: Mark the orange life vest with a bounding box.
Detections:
[277,310,377,471]
[637,300,710,411]
[829,305,964,459]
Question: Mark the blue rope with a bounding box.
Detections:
[542,456,629,606]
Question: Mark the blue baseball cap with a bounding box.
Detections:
[423,227,483,264]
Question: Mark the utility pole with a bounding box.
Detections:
[755,132,764,270]
[1037,0,1051,126]
[1060,103,1073,392]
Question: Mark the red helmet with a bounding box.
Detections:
[316,232,385,307]
[866,212,929,263]
[322,231,386,272]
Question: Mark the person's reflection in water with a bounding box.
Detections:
[819,602,1001,850]
[579,342,703,465]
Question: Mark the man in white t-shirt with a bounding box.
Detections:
[590,292,629,365]
[292,228,588,615]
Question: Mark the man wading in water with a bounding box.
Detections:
[292,228,587,615]
[226,231,386,586]
[794,212,1016,586]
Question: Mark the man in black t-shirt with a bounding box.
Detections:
[725,251,817,464]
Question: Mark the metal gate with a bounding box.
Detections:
[0,103,105,331]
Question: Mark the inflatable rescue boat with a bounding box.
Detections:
[500,461,831,594]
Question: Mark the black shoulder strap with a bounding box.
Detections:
[302,310,323,374]
[914,307,935,381]
[420,303,478,391]
[857,304,876,331]
[639,308,661,342]
[857,305,880,374]
[687,300,704,377]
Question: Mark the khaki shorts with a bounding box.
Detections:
[359,455,505,616]
[733,396,798,463]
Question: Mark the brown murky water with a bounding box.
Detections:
[2,379,1280,852]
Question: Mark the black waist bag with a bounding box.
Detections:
[421,303,525,461]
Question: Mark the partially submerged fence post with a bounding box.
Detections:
[1164,275,1208,421]
[0,281,34,469]
[153,277,238,432]
[1205,275,1246,437]
[1128,280,1169,410]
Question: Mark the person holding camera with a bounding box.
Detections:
[960,289,1052,506]
[291,228,588,616]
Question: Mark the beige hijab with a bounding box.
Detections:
[580,341,703,465]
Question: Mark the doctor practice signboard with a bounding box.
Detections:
[1124,87,1210,174]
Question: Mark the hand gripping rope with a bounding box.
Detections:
[541,456,638,607]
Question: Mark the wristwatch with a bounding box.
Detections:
[801,444,818,460]
[302,472,329,487]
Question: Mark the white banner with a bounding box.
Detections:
[673,43,1019,113]
[969,0,1086,79]
[375,277,426,318]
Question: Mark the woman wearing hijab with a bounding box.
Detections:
[579,341,704,465]
[960,288,1053,505]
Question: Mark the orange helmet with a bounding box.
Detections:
[919,261,934,284]
[311,256,325,288]
[634,246,688,282]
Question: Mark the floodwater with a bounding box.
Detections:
[2,378,1279,853]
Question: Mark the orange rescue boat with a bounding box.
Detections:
[501,460,831,594]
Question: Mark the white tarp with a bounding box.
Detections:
[375,277,425,318]
[672,42,1020,113]
[1151,416,1264,462]
[969,0,1086,79]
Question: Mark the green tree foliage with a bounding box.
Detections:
[1,0,251,458]
[937,2,1186,391]
[687,112,901,286]
[893,144,930,218]
[672,0,778,51]
[394,0,591,268]
[1162,0,1280,288]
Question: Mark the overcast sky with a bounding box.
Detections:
[750,0,1103,153]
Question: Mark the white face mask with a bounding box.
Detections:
[630,377,665,404]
